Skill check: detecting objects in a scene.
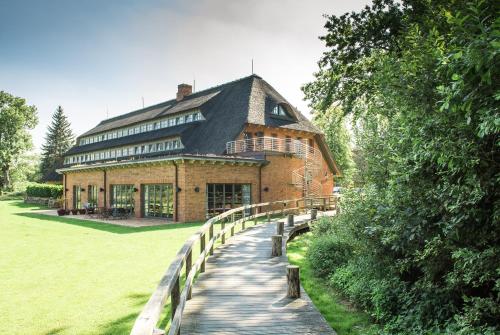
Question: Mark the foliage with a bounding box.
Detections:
[312,106,355,185]
[307,233,352,278]
[9,152,41,192]
[40,106,74,182]
[0,91,38,191]
[288,232,379,335]
[304,0,499,333]
[26,183,63,198]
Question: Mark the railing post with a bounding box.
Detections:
[277,221,284,235]
[287,213,294,227]
[311,208,317,220]
[221,219,225,245]
[287,265,300,298]
[171,276,180,321]
[186,250,192,300]
[200,233,206,273]
[209,223,214,256]
[267,211,271,223]
[271,235,282,257]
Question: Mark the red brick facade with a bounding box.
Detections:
[63,125,335,222]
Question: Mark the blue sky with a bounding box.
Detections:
[0,0,368,152]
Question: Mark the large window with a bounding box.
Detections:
[88,185,98,208]
[142,184,173,219]
[111,185,135,210]
[206,184,251,218]
[73,185,82,209]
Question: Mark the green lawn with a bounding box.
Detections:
[0,200,204,335]
[287,232,379,335]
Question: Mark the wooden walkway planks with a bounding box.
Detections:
[180,214,336,335]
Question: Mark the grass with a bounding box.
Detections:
[287,232,379,335]
[0,200,205,335]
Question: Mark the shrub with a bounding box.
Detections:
[25,183,63,198]
[57,208,67,216]
[307,234,352,278]
[70,209,78,215]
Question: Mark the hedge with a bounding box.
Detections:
[25,183,63,199]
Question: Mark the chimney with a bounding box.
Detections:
[176,83,192,101]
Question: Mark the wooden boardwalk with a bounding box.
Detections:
[180,214,336,334]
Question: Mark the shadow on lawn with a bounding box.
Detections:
[15,212,203,235]
[98,293,151,335]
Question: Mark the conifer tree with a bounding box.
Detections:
[40,106,74,182]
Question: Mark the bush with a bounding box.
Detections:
[25,183,63,198]
[307,234,352,278]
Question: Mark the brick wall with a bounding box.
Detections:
[178,162,260,222]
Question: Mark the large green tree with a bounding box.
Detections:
[304,0,499,333]
[40,106,74,182]
[312,106,355,185]
[0,91,38,191]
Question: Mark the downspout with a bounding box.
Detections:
[103,169,107,208]
[173,161,178,222]
[63,173,67,209]
[258,164,262,203]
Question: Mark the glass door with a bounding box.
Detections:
[142,184,173,219]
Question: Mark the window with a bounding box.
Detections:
[271,104,289,117]
[142,184,173,218]
[206,184,251,218]
[73,185,82,209]
[157,142,164,151]
[111,184,135,210]
[185,114,193,122]
[147,124,153,131]
[141,125,147,132]
[308,138,314,153]
[87,185,98,208]
[168,119,175,126]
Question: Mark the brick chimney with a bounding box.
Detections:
[176,83,192,101]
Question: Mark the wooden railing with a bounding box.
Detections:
[130,197,336,335]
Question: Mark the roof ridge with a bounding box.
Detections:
[98,74,261,126]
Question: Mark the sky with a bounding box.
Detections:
[0,0,369,152]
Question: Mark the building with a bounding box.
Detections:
[58,75,339,222]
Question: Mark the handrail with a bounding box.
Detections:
[130,196,337,335]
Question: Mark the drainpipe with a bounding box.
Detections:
[103,169,107,208]
[63,173,67,209]
[173,161,178,222]
[258,164,262,203]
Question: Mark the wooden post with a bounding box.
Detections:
[287,265,300,298]
[281,203,285,216]
[271,235,282,257]
[231,217,235,237]
[171,276,180,320]
[209,223,214,256]
[186,250,192,300]
[287,214,294,227]
[267,211,271,222]
[221,220,225,244]
[311,208,317,220]
[277,221,284,235]
[200,233,205,273]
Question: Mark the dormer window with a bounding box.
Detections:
[271,104,292,118]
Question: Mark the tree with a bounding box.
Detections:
[304,0,499,333]
[0,91,38,191]
[40,106,74,182]
[10,152,41,191]
[311,106,355,185]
